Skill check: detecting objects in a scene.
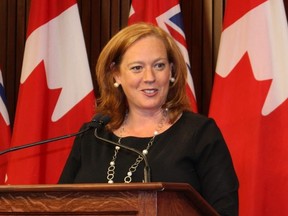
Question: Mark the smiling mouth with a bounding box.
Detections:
[142,89,158,94]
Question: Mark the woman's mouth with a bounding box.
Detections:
[142,89,158,95]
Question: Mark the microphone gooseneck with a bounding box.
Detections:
[93,115,151,183]
[0,130,88,156]
[0,114,104,156]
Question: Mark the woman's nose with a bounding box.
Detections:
[143,67,156,83]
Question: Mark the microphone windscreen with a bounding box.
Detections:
[99,115,111,126]
[89,114,111,129]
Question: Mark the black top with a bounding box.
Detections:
[59,111,239,215]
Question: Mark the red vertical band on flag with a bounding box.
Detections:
[6,0,95,184]
[209,1,288,215]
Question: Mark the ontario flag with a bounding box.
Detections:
[128,0,197,112]
[209,0,288,215]
[0,69,11,184]
[6,0,95,184]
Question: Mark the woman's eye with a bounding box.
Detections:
[130,65,143,72]
[154,63,166,71]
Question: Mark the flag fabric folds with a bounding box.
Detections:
[6,0,95,184]
[0,69,11,184]
[128,0,197,112]
[209,0,288,215]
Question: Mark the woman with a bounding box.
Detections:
[59,22,239,215]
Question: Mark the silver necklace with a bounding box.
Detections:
[107,110,167,184]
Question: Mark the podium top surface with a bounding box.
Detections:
[0,182,191,192]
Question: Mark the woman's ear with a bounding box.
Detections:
[113,72,121,85]
[112,75,121,87]
[110,62,120,83]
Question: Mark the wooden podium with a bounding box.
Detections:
[0,182,219,215]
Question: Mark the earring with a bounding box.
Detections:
[113,82,120,88]
[170,77,175,83]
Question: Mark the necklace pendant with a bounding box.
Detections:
[124,176,132,183]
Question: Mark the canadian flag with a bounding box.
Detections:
[209,0,288,215]
[6,0,95,184]
[128,0,197,112]
[0,69,11,184]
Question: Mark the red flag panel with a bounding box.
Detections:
[6,0,95,184]
[209,1,288,215]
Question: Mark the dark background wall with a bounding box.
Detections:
[0,0,287,127]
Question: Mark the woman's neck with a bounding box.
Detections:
[116,108,171,137]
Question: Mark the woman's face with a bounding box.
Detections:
[115,36,172,113]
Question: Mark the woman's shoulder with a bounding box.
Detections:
[180,111,215,125]
[172,111,220,134]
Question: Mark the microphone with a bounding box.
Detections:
[93,116,151,183]
[0,114,105,156]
